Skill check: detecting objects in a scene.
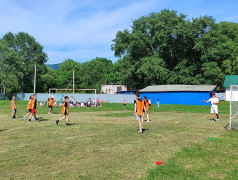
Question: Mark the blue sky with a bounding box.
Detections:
[0,0,238,64]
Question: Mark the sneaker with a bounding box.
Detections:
[216,119,219,121]
[24,116,26,120]
[146,120,150,122]
[138,129,143,133]
[36,120,39,122]
[211,119,215,122]
[56,120,59,125]
[28,120,32,122]
[66,123,70,126]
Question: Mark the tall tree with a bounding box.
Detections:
[0,32,48,93]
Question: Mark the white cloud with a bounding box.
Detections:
[1,0,237,64]
[0,0,164,63]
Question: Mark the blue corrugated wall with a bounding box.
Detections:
[140,92,212,106]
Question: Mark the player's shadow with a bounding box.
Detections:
[0,129,9,132]
[137,128,149,132]
[142,128,149,132]
[66,123,79,126]
[14,116,23,119]
[38,117,49,121]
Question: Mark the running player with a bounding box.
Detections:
[56,96,70,126]
[29,94,39,122]
[48,95,54,114]
[10,96,16,118]
[203,92,220,121]
[24,95,33,120]
[134,93,145,133]
[143,96,150,122]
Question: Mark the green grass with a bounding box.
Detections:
[0,100,236,179]
[147,131,238,180]
[0,100,230,116]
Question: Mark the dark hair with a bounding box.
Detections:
[144,96,147,100]
[64,96,69,99]
[136,92,140,97]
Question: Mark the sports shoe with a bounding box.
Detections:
[66,123,70,126]
[24,116,26,120]
[28,120,32,122]
[211,119,215,122]
[138,129,142,133]
[216,119,219,121]
[146,119,150,122]
[56,120,59,125]
[36,119,39,122]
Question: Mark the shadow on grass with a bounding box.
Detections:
[38,117,49,122]
[137,128,149,132]
[67,123,79,126]
[0,129,9,132]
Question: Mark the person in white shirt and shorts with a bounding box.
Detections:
[203,93,220,121]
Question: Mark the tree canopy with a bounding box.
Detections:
[1,9,238,93]
[111,9,238,89]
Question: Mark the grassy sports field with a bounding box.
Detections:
[0,101,238,179]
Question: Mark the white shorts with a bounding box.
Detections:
[136,112,143,121]
[211,106,218,114]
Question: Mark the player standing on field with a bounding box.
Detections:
[203,92,219,121]
[134,93,146,133]
[48,95,54,114]
[143,96,150,122]
[56,96,70,126]
[123,99,126,109]
[10,96,16,118]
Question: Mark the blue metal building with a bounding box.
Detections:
[139,85,216,106]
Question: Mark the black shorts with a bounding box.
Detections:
[63,110,69,115]
[123,104,126,107]
[28,109,31,113]
[49,106,53,110]
[149,104,151,106]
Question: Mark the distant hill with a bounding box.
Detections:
[46,63,61,70]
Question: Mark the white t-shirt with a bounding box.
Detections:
[209,97,219,107]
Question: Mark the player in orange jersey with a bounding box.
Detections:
[56,96,70,126]
[48,95,54,114]
[10,96,16,118]
[24,95,33,120]
[143,96,150,122]
[134,93,146,133]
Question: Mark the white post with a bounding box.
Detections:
[73,69,75,93]
[34,64,36,94]
[73,65,77,94]
[229,85,232,130]
[95,89,97,107]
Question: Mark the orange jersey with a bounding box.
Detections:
[61,101,69,114]
[144,100,150,112]
[10,99,16,110]
[30,98,36,109]
[135,99,144,116]
[26,100,32,110]
[48,98,54,106]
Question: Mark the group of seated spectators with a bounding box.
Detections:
[39,98,101,107]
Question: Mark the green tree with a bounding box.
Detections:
[0,32,48,93]
[79,57,113,90]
